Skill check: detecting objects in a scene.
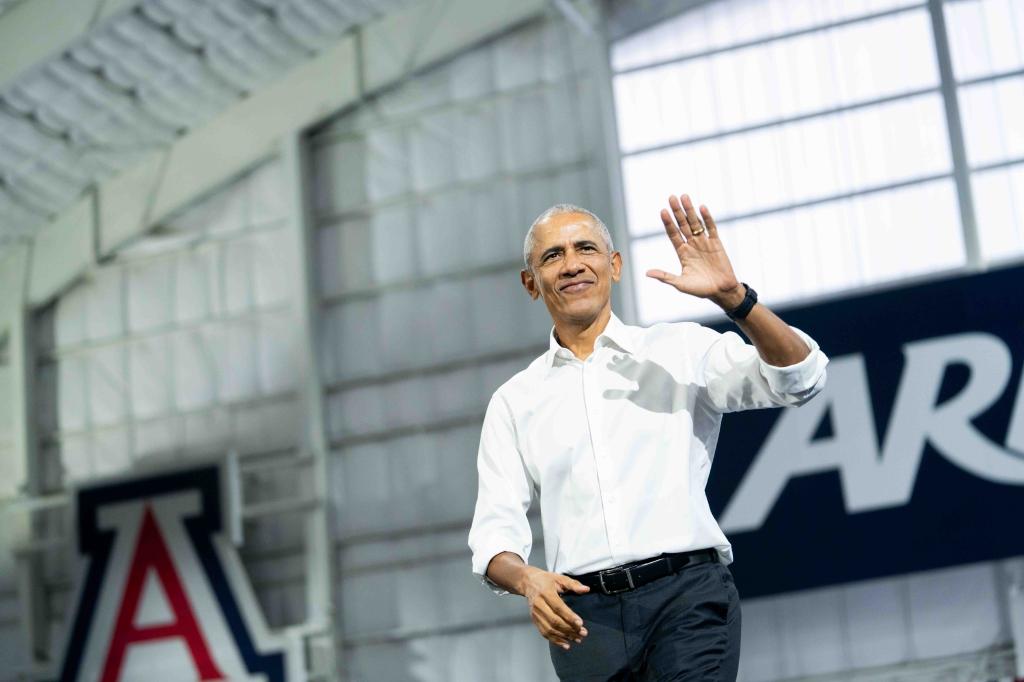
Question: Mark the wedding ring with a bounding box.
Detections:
[691,227,705,236]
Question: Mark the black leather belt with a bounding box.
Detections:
[569,548,719,595]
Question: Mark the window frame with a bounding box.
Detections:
[606,0,1021,324]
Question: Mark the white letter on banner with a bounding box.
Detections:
[720,355,879,534]
[720,332,1024,533]
[1005,365,1024,455]
[880,332,1024,491]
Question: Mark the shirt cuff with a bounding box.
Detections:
[757,326,828,397]
[471,542,529,597]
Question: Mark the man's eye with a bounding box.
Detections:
[581,245,596,252]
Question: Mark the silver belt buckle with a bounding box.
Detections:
[598,566,635,594]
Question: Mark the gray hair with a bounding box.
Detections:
[523,203,615,270]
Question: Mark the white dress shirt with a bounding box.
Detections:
[468,311,828,594]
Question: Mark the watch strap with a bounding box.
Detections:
[725,283,757,320]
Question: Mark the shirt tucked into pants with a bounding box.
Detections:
[550,561,741,681]
[468,313,827,680]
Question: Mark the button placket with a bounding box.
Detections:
[581,356,619,558]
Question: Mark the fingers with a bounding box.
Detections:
[549,593,587,638]
[551,588,587,629]
[556,574,589,594]
[527,572,592,650]
[534,597,585,648]
[668,194,708,238]
[660,209,686,251]
[559,573,589,594]
[680,194,704,235]
[700,204,719,237]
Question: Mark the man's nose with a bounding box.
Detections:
[561,249,584,274]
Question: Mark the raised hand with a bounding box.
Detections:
[646,194,743,309]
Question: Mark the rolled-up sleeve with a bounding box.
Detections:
[467,392,535,596]
[699,325,828,413]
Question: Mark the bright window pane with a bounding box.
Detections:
[945,0,1024,81]
[972,163,1024,262]
[611,0,923,72]
[959,75,1024,167]
[621,94,951,236]
[630,179,963,325]
[614,9,938,153]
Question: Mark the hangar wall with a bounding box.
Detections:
[4,157,321,676]
[311,15,617,680]
[0,332,19,666]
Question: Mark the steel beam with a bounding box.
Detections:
[283,132,340,680]
[928,0,983,269]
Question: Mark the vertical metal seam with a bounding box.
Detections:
[590,0,639,324]
[282,131,341,681]
[928,0,983,270]
[9,243,51,670]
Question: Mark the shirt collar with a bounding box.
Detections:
[545,311,637,366]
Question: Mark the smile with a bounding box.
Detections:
[560,281,594,293]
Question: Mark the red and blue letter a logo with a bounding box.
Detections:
[54,465,300,681]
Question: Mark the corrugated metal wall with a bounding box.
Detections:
[0,333,20,667]
[25,156,317,671]
[311,15,613,680]
[738,561,1019,680]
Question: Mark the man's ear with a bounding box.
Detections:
[610,251,623,283]
[521,269,541,300]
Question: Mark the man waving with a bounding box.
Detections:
[468,194,828,681]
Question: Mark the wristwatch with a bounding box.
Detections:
[725,283,757,320]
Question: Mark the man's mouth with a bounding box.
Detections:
[560,280,594,293]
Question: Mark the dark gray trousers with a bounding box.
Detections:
[548,560,741,681]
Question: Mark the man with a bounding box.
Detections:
[467,194,828,681]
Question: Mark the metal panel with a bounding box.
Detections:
[0,0,135,87]
[27,195,96,307]
[842,578,911,668]
[737,564,1013,681]
[0,368,17,496]
[359,0,547,92]
[11,158,323,680]
[908,563,1003,658]
[344,615,557,681]
[97,35,360,255]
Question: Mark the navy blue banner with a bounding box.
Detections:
[707,263,1024,598]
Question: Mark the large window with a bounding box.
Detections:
[947,0,1024,262]
[611,0,1023,324]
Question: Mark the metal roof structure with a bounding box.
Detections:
[0,0,411,247]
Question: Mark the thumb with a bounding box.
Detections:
[646,269,679,286]
[560,575,590,594]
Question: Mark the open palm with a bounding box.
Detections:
[646,194,740,301]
